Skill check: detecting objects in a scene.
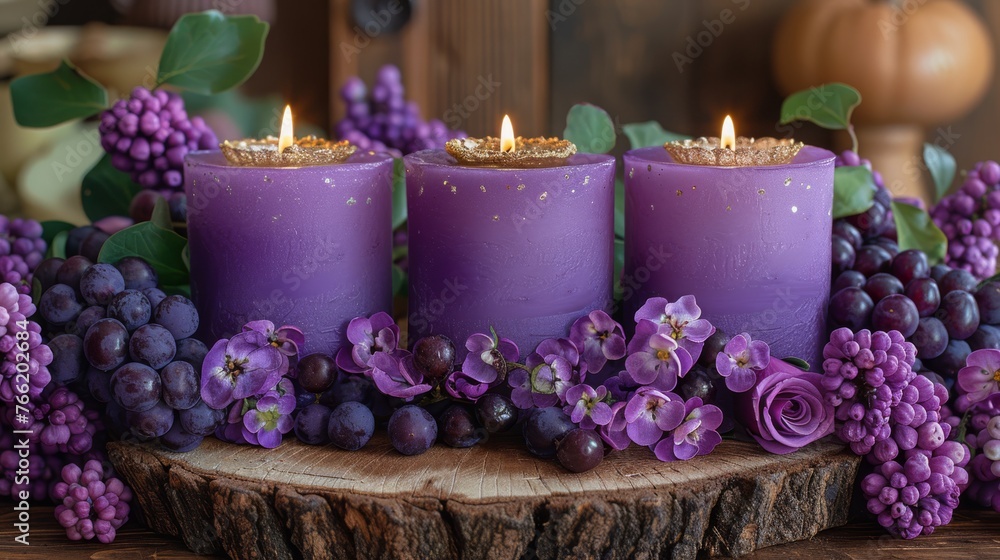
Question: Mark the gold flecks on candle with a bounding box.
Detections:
[539,191,548,201]
[324,178,331,184]
[506,185,511,190]
[517,184,526,191]
[226,185,233,194]
[445,136,576,167]
[492,215,500,221]
[192,179,197,187]
[676,189,682,196]
[629,169,634,178]
[726,205,732,211]
[564,174,570,179]
[571,189,576,193]
[665,136,803,166]
[221,136,356,166]
[450,185,457,194]
[584,176,590,185]
[784,177,792,186]
[272,214,281,221]
[758,189,766,195]
[419,186,424,196]
[213,175,220,183]
[650,204,655,211]
[263,176,272,183]
[366,197,372,205]
[806,185,812,190]
[480,185,487,193]
[792,206,798,213]
[347,197,357,206]
[444,180,449,185]
[691,186,696,190]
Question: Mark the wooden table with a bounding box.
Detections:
[1,506,998,559]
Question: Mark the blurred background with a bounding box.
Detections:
[1,0,998,220]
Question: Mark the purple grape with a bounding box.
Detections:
[847,201,889,239]
[115,257,158,291]
[110,362,161,412]
[387,405,436,455]
[129,190,161,223]
[905,277,941,318]
[320,374,372,409]
[178,401,224,436]
[69,305,107,338]
[79,263,125,306]
[47,333,85,384]
[296,353,338,393]
[78,229,109,262]
[925,339,971,378]
[864,273,904,302]
[936,290,980,340]
[832,236,856,275]
[34,257,64,292]
[86,367,113,403]
[832,270,867,293]
[106,289,151,332]
[872,294,919,337]
[438,405,483,448]
[939,269,978,295]
[930,264,952,283]
[160,421,203,452]
[128,323,176,369]
[83,318,130,371]
[698,329,731,368]
[126,400,173,438]
[911,317,949,360]
[294,403,333,445]
[63,228,97,259]
[523,407,575,458]
[968,324,1000,351]
[152,295,198,339]
[328,401,375,451]
[39,284,83,326]
[160,360,199,410]
[853,245,893,277]
[475,393,518,433]
[829,287,874,330]
[412,335,456,381]
[870,237,899,258]
[556,428,604,473]
[168,192,187,222]
[832,220,864,249]
[174,337,208,370]
[141,287,167,309]
[975,281,1000,325]
[891,249,930,286]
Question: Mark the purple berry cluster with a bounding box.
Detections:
[931,161,1000,279]
[334,65,465,156]
[53,460,132,543]
[0,217,46,294]
[99,87,218,190]
[8,385,101,456]
[0,282,52,401]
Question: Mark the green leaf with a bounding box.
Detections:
[181,243,191,272]
[81,155,144,222]
[563,103,615,154]
[40,221,75,247]
[784,357,811,371]
[779,83,861,131]
[892,201,948,265]
[157,10,270,94]
[622,121,690,149]
[391,264,405,297]
[30,278,42,307]
[10,60,108,127]
[150,197,172,230]
[833,166,876,219]
[98,222,189,285]
[924,143,957,204]
[614,178,625,239]
[392,158,407,230]
[46,230,68,259]
[613,238,624,301]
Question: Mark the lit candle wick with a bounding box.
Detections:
[278,105,294,153]
[500,114,516,153]
[720,115,735,150]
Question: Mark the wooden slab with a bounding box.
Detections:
[106,435,859,560]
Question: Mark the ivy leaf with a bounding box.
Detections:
[46,230,69,259]
[784,357,811,371]
[181,243,191,272]
[924,143,957,204]
[833,166,876,219]
[614,178,625,239]
[563,103,615,154]
[40,221,75,247]
[392,158,407,229]
[892,201,948,265]
[98,222,189,285]
[157,10,270,94]
[81,155,144,222]
[622,121,690,149]
[10,60,108,127]
[779,83,861,131]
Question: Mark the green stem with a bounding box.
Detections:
[848,124,859,155]
[955,409,974,459]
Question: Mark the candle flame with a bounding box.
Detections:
[720,115,735,150]
[500,114,516,153]
[278,105,294,153]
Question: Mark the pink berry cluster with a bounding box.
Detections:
[931,160,1000,279]
[52,460,132,543]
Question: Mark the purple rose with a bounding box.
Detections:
[734,358,835,454]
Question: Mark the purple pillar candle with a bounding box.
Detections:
[184,148,394,356]
[404,144,615,356]
[623,139,835,366]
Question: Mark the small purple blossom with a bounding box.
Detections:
[243,320,305,358]
[958,349,1000,404]
[564,384,613,429]
[623,387,685,446]
[625,324,693,390]
[335,312,399,374]
[201,330,284,409]
[444,371,491,401]
[653,397,723,461]
[370,351,432,400]
[509,356,574,409]
[241,388,296,448]
[599,401,631,451]
[569,310,626,374]
[634,295,716,360]
[715,332,770,393]
[462,330,520,384]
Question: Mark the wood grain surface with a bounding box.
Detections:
[92,436,859,559]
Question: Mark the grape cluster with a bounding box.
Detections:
[0,282,52,402]
[0,217,46,294]
[931,161,1000,279]
[334,65,465,156]
[52,460,132,543]
[99,86,218,190]
[129,189,188,226]
[37,255,212,449]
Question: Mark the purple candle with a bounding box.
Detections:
[184,108,393,355]
[623,119,834,366]
[404,118,615,355]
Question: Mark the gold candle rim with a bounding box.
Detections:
[664,136,804,166]
[445,136,577,167]
[220,136,357,167]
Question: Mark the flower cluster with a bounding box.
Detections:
[201,320,302,448]
[53,460,132,543]
[930,160,1000,279]
[336,312,433,400]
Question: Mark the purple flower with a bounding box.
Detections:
[599,401,631,450]
[958,349,1000,404]
[242,388,296,449]
[564,384,613,429]
[634,295,716,360]
[335,312,399,374]
[200,331,285,409]
[370,351,432,400]
[461,331,520,384]
[509,356,574,409]
[623,387,685,446]
[243,320,305,357]
[715,332,770,393]
[625,324,693,390]
[444,371,491,401]
[735,357,834,454]
[569,310,626,374]
[653,397,723,461]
